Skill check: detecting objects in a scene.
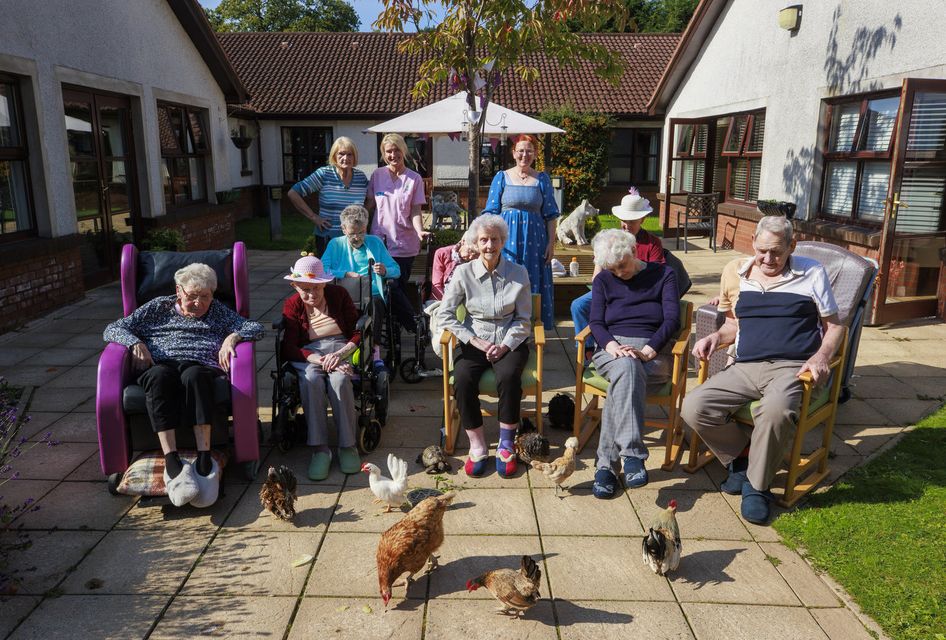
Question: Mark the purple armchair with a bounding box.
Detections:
[96,242,260,491]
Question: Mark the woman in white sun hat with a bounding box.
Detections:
[280,254,363,480]
[570,188,665,351]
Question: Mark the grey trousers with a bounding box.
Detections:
[592,336,671,470]
[291,336,357,448]
[680,359,806,491]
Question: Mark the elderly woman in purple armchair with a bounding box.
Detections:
[103,263,264,508]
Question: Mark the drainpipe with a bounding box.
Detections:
[255,116,265,218]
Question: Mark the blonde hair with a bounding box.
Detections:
[379,133,408,159]
[329,137,358,167]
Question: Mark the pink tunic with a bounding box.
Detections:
[368,166,426,258]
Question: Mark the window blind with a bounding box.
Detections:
[748,114,765,153]
[857,162,889,222]
[823,162,856,215]
[896,167,945,233]
[906,92,946,155]
[830,104,860,152]
[862,97,899,152]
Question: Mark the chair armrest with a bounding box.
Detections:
[271,317,285,331]
[533,324,546,347]
[439,328,455,345]
[796,348,846,384]
[97,342,133,475]
[576,326,592,341]
[229,340,259,463]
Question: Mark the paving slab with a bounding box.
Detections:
[442,488,539,535]
[289,596,424,639]
[809,607,879,640]
[306,531,425,599]
[27,411,98,442]
[632,489,750,541]
[556,600,694,639]
[756,542,841,608]
[150,594,294,638]
[682,602,827,640]
[182,530,315,596]
[0,596,40,637]
[534,487,644,536]
[17,480,136,531]
[669,539,799,605]
[25,387,95,412]
[0,530,104,595]
[59,529,208,595]
[224,480,338,531]
[115,483,246,531]
[8,595,167,640]
[424,598,557,640]
[3,442,98,481]
[542,536,675,601]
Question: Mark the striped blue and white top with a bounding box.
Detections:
[733,255,838,363]
[291,166,369,238]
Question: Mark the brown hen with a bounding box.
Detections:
[259,465,297,521]
[467,555,542,616]
[376,491,457,608]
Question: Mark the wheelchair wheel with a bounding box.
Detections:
[399,358,424,384]
[106,473,122,496]
[274,409,292,452]
[358,415,382,453]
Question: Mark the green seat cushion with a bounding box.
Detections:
[732,384,831,423]
[580,367,672,397]
[449,348,539,394]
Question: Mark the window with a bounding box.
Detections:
[720,111,764,203]
[670,122,707,192]
[0,77,34,237]
[609,128,660,185]
[375,133,432,179]
[283,127,333,183]
[158,102,208,208]
[819,93,899,224]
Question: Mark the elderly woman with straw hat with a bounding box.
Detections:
[280,254,363,480]
[570,188,665,352]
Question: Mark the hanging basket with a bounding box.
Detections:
[230,135,253,150]
[757,200,797,219]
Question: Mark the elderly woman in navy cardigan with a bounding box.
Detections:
[588,229,679,499]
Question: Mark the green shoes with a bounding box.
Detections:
[338,446,362,474]
[308,450,332,481]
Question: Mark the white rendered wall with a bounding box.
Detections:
[662,0,946,218]
[0,0,233,237]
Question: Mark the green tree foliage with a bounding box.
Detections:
[538,105,614,211]
[375,0,629,212]
[205,0,360,32]
[572,0,697,33]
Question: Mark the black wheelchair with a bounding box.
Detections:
[270,271,390,453]
[399,236,443,384]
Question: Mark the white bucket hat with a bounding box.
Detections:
[612,190,653,221]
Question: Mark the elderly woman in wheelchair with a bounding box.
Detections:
[321,204,401,369]
[587,229,679,499]
[280,255,364,481]
[437,214,532,479]
[102,263,264,507]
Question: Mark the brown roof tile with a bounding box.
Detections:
[217,32,679,118]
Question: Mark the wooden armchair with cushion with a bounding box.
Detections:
[439,294,544,454]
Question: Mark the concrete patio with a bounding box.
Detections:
[1,237,943,639]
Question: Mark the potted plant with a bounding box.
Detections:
[143,228,185,252]
[756,199,797,219]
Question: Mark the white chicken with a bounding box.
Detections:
[362,453,409,513]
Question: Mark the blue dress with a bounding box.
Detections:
[482,171,560,329]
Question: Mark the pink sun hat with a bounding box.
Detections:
[284,254,334,284]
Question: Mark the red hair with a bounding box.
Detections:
[514,134,539,149]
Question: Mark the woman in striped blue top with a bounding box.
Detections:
[287,136,369,256]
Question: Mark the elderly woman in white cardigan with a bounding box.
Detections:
[437,214,532,479]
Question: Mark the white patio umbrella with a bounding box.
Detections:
[365,91,564,135]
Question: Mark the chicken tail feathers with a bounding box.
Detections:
[520,555,541,584]
[388,453,409,486]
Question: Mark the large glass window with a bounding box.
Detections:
[720,111,764,203]
[0,77,33,237]
[819,93,900,224]
[609,128,660,185]
[283,127,333,183]
[158,102,208,208]
[670,122,707,193]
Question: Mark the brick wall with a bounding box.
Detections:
[141,205,236,251]
[0,238,84,333]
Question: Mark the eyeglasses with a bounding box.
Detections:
[294,285,323,297]
[514,149,535,156]
[178,287,212,303]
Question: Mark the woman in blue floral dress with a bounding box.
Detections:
[481,135,560,328]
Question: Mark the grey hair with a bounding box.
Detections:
[593,229,637,269]
[175,263,217,292]
[340,204,369,230]
[461,227,478,247]
[469,214,509,246]
[754,215,794,246]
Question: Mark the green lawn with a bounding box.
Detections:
[774,406,946,640]
[597,213,663,236]
[236,211,313,251]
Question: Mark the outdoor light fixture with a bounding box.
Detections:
[551,176,563,189]
[464,109,481,126]
[778,5,802,31]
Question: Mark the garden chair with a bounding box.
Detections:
[96,242,260,492]
[439,294,544,454]
[685,241,878,507]
[676,192,719,253]
[571,300,693,471]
